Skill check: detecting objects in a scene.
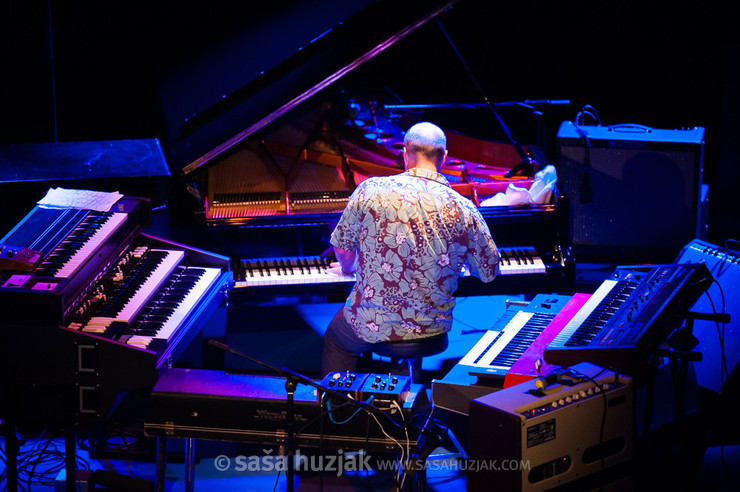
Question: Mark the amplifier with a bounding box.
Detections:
[144,368,428,452]
[468,362,632,492]
[557,121,706,262]
[675,239,740,394]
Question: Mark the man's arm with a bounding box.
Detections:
[466,209,500,283]
[334,246,358,276]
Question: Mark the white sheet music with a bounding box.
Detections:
[37,187,123,212]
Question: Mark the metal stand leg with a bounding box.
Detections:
[3,422,18,492]
[155,437,167,492]
[65,425,76,492]
[185,438,195,492]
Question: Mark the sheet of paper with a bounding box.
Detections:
[37,187,123,212]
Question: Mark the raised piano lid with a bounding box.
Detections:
[170,0,458,174]
[166,0,559,221]
[163,0,573,303]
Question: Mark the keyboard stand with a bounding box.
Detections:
[641,311,731,472]
[1,419,19,492]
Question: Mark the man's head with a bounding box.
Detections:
[403,122,447,171]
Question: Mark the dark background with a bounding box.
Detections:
[1,0,738,247]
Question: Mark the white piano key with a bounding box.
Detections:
[55,213,128,278]
[151,267,222,341]
[459,311,534,368]
[549,279,617,347]
[116,249,185,322]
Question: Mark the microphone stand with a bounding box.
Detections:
[435,18,538,178]
[207,339,406,491]
[384,99,569,176]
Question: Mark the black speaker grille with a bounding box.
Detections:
[558,132,703,261]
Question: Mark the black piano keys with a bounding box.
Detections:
[240,256,333,282]
[563,281,638,347]
[122,266,206,352]
[35,211,113,276]
[96,250,170,318]
[486,312,556,366]
[467,309,519,363]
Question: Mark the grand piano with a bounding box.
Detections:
[164,0,574,301]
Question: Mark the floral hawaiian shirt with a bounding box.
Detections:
[330,167,500,342]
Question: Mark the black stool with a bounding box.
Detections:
[371,333,448,383]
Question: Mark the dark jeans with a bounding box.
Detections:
[321,306,373,376]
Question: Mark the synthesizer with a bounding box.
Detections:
[0,198,151,324]
[455,295,573,381]
[0,195,232,420]
[544,263,712,375]
[431,294,588,415]
[675,239,739,393]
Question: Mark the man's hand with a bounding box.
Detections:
[326,262,355,278]
[320,246,336,261]
[334,246,358,276]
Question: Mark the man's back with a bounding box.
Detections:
[331,167,499,342]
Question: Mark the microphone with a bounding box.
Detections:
[580,170,593,204]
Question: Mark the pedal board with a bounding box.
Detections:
[319,372,412,408]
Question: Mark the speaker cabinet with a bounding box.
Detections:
[557,122,706,262]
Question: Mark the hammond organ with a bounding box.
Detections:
[0,194,232,421]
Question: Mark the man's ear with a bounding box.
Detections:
[438,150,448,170]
